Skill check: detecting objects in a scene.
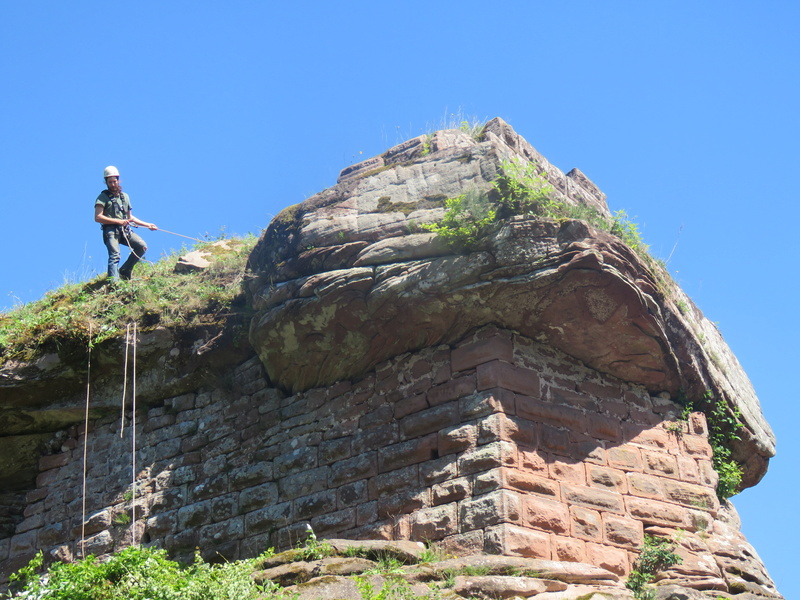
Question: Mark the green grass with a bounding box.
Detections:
[0,235,257,365]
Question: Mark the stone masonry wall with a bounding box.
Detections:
[2,326,773,594]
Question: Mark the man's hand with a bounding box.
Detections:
[148,223,158,231]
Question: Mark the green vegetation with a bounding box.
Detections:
[424,157,661,282]
[7,546,285,600]
[625,535,683,600]
[704,391,745,500]
[0,235,257,365]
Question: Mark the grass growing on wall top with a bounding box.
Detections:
[0,235,257,364]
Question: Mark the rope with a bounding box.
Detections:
[130,223,205,243]
[131,322,138,546]
[120,324,130,437]
[80,323,93,559]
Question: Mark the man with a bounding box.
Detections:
[94,166,158,280]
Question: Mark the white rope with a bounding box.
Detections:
[131,322,138,546]
[120,324,130,438]
[80,323,93,558]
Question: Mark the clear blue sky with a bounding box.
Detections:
[1,2,797,596]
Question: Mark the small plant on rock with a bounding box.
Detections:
[626,535,683,600]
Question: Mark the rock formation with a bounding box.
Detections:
[0,119,783,598]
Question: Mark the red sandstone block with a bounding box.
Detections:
[478,413,536,447]
[540,424,570,456]
[460,388,516,419]
[569,433,607,464]
[523,495,570,534]
[626,472,665,500]
[458,441,517,476]
[676,456,701,484]
[459,490,522,531]
[661,480,719,512]
[378,489,428,519]
[643,450,679,479]
[452,336,514,372]
[427,374,477,407]
[681,434,713,459]
[356,500,377,527]
[518,447,548,473]
[295,490,337,520]
[368,465,419,499]
[516,396,586,432]
[570,506,602,542]
[399,402,459,440]
[432,477,471,505]
[39,452,69,471]
[311,507,356,536]
[608,446,642,471]
[588,465,628,494]
[378,434,437,473]
[552,535,587,563]
[505,469,560,497]
[547,386,597,411]
[549,458,586,485]
[585,413,621,442]
[393,392,428,420]
[626,497,689,527]
[586,542,629,576]
[477,360,540,397]
[603,514,644,549]
[579,381,622,401]
[330,453,377,488]
[439,423,478,456]
[410,504,458,540]
[485,523,551,559]
[442,530,485,556]
[622,424,670,449]
[689,412,708,435]
[561,484,625,514]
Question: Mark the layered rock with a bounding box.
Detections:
[0,119,783,598]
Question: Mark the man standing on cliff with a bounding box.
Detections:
[94,166,158,281]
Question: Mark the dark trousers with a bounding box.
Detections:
[102,225,147,279]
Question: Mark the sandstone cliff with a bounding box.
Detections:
[0,119,782,598]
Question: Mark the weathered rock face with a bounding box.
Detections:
[246,117,774,488]
[0,119,783,599]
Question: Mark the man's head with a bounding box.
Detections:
[104,165,122,195]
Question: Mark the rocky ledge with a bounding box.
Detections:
[245,118,774,488]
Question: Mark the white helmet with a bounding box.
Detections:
[103,165,120,179]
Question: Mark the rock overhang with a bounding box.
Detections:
[246,118,775,487]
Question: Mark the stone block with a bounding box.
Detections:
[432,477,471,505]
[274,446,318,476]
[586,542,629,575]
[295,490,337,520]
[539,424,570,455]
[368,465,419,499]
[479,413,536,447]
[317,438,352,466]
[603,514,643,549]
[460,388,516,419]
[626,497,689,528]
[523,495,570,534]
[661,480,719,512]
[243,501,293,536]
[439,423,478,456]
[146,511,177,537]
[458,441,516,475]
[681,434,713,458]
[548,458,586,485]
[562,484,624,514]
[570,506,602,542]
[399,402,459,440]
[337,480,368,508]
[677,456,701,484]
[329,453,377,487]
[279,466,330,501]
[608,446,643,471]
[516,397,586,432]
[359,404,394,429]
[585,413,621,442]
[311,507,357,535]
[378,434,437,473]
[427,374,477,406]
[485,523,551,559]
[643,450,679,479]
[410,504,457,540]
[518,447,548,473]
[459,490,521,531]
[39,452,70,471]
[622,424,670,449]
[377,490,427,519]
[452,335,514,372]
[477,360,540,397]
[178,500,212,529]
[420,455,458,485]
[588,465,628,493]
[211,494,238,522]
[579,381,622,401]
[393,393,428,419]
[351,423,398,454]
[552,535,586,563]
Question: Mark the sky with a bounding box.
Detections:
[1,1,798,595]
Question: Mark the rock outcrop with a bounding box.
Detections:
[0,119,783,598]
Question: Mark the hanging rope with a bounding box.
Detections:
[120,324,131,437]
[131,322,138,546]
[80,323,93,559]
